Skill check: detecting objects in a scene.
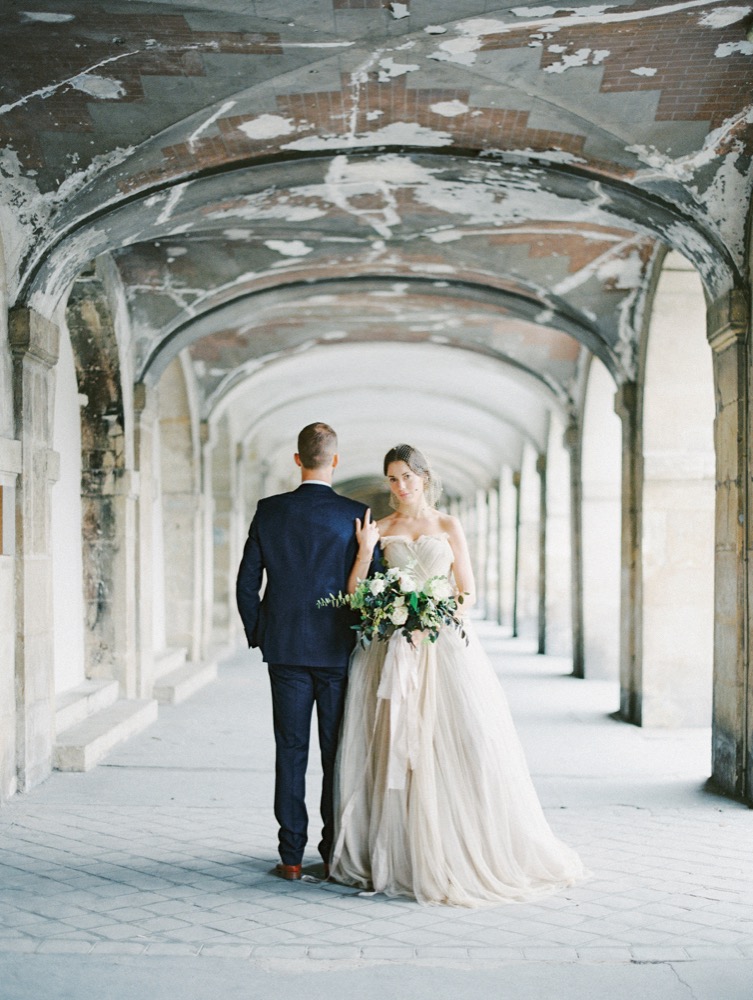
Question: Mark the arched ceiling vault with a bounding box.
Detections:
[213,341,551,495]
[2,1,751,475]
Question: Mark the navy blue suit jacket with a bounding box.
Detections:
[236,484,378,668]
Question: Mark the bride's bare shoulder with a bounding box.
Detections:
[376,515,399,536]
[438,512,464,537]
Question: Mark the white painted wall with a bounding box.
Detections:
[51,327,86,694]
[581,359,621,680]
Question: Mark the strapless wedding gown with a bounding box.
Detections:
[330,533,587,907]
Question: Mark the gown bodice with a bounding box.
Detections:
[380,533,454,582]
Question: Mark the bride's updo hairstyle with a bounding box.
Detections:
[383,443,443,509]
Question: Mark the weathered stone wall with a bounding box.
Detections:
[707,286,751,801]
[10,306,59,791]
[0,229,21,800]
[67,271,137,696]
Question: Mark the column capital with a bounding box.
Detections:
[707,288,748,354]
[614,381,638,422]
[9,307,59,368]
[535,452,547,476]
[133,381,155,416]
[563,419,580,453]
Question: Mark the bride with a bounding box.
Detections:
[329,443,588,907]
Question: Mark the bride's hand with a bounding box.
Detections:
[355,508,380,553]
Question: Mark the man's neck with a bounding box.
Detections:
[300,469,333,486]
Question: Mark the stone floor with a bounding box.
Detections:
[1,622,752,999]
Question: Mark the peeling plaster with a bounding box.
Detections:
[389,3,410,18]
[20,11,75,21]
[431,2,738,66]
[699,6,752,27]
[0,49,141,115]
[543,47,610,73]
[377,57,420,82]
[238,114,296,140]
[630,67,657,76]
[715,40,753,56]
[70,75,125,100]
[628,105,753,266]
[156,184,187,225]
[281,122,454,152]
[0,143,134,305]
[264,239,313,257]
[431,100,469,118]
[188,100,236,151]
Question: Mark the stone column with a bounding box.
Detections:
[160,399,203,664]
[537,452,547,654]
[0,435,22,799]
[200,420,214,660]
[545,419,573,659]
[133,383,156,698]
[475,489,489,618]
[517,446,541,642]
[228,441,246,646]
[707,289,751,801]
[486,485,500,626]
[511,470,522,637]
[498,468,517,632]
[614,382,643,724]
[211,417,233,645]
[9,307,60,790]
[67,277,139,699]
[564,419,585,677]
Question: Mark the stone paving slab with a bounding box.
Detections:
[1,625,752,998]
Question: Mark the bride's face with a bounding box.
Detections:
[386,460,426,508]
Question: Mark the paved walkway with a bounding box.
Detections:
[1,622,752,999]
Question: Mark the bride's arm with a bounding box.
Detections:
[443,515,477,608]
[347,508,381,594]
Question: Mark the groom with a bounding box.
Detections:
[236,422,377,880]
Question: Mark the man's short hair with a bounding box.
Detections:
[297,422,338,469]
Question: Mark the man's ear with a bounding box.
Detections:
[294,453,302,468]
[332,454,339,469]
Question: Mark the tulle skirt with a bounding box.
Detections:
[330,623,588,907]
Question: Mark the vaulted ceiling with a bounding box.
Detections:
[1,1,750,491]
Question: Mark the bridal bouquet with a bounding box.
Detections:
[317,566,467,647]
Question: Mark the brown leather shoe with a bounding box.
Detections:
[274,863,302,880]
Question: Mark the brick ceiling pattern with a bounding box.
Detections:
[1,0,751,419]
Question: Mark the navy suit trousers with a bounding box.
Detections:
[268,663,349,866]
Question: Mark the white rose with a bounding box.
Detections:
[369,578,386,596]
[390,606,409,625]
[425,577,452,601]
[398,572,416,592]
